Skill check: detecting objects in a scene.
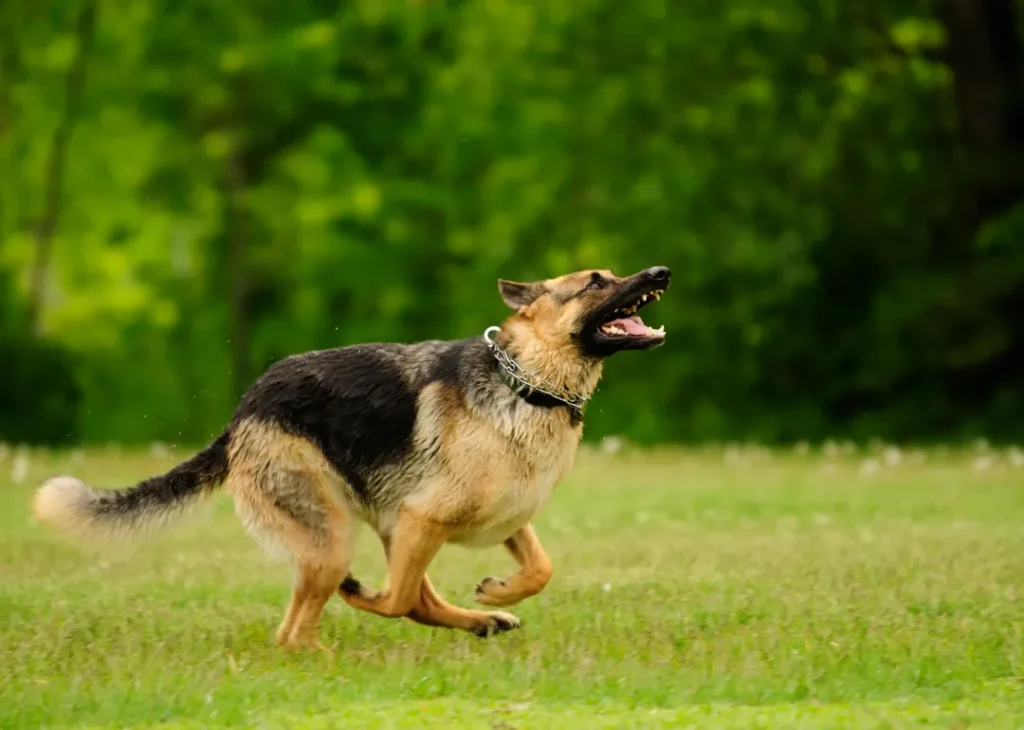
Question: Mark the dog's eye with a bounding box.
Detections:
[586,279,605,291]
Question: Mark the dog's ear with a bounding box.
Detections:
[498,280,544,310]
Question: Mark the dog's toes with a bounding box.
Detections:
[471,611,521,638]
[473,576,505,603]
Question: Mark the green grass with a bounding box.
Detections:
[1,443,1023,728]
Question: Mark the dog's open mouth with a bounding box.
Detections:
[597,288,666,340]
[579,266,670,356]
[582,279,668,356]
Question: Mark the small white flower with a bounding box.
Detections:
[859,458,880,476]
[908,449,928,466]
[723,445,745,466]
[600,435,624,454]
[11,452,29,484]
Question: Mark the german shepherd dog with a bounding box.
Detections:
[33,266,670,649]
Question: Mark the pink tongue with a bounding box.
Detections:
[606,315,648,335]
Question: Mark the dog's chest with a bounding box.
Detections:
[447,419,580,546]
[502,436,573,511]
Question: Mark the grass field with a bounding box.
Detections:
[2,442,1023,728]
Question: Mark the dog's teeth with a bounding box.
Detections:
[653,291,661,300]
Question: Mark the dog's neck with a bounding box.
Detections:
[496,318,604,400]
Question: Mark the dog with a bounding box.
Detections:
[33,265,670,649]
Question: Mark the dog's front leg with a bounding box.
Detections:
[338,509,446,619]
[474,524,553,607]
[408,574,521,637]
[339,511,524,637]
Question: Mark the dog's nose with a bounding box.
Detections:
[645,266,671,282]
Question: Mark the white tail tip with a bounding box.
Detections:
[33,476,93,538]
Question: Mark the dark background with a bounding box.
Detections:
[1,0,1022,447]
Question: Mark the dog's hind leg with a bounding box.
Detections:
[473,524,553,607]
[234,484,350,650]
[228,422,353,651]
[239,485,350,650]
[279,555,349,650]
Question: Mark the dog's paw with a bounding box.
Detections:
[282,638,335,657]
[471,611,521,638]
[276,629,335,657]
[339,574,381,601]
[473,576,507,604]
[339,574,365,595]
[339,574,361,594]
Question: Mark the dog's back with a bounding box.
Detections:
[227,337,581,537]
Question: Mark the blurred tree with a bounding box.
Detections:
[0,0,1021,445]
[0,272,81,445]
[27,0,96,334]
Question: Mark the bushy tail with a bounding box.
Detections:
[32,432,231,543]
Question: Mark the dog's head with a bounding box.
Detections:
[497,266,670,358]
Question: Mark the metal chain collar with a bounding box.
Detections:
[482,326,590,412]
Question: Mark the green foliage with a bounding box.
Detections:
[0,0,1021,444]
[0,274,80,445]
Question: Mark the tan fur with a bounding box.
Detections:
[408,575,519,634]
[225,420,354,649]
[225,275,609,646]
[33,266,666,649]
[342,536,519,635]
[473,525,553,607]
[328,272,629,641]
[222,413,551,646]
[497,270,621,399]
[32,477,99,541]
